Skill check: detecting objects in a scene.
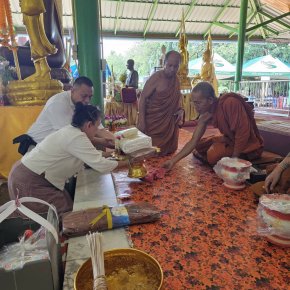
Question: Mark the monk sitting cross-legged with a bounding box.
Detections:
[163,82,264,171]
[137,51,184,155]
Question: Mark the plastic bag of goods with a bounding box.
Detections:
[257,194,290,247]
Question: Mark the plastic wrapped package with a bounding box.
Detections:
[114,127,138,139]
[257,194,290,247]
[213,157,254,190]
[0,197,62,290]
[62,202,160,237]
[114,128,152,154]
[0,227,49,271]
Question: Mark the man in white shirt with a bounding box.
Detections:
[8,104,127,215]
[14,76,115,154]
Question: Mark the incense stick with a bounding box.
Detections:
[86,232,107,290]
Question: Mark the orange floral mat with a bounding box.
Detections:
[112,129,289,289]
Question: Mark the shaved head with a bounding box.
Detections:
[164,50,181,63]
[163,50,181,79]
[192,82,216,100]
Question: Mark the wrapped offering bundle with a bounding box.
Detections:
[115,127,152,154]
[62,202,160,237]
[213,157,253,190]
[257,194,290,247]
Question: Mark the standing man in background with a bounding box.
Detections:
[126,59,139,89]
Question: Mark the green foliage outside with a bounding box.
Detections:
[105,41,290,87]
[0,56,17,86]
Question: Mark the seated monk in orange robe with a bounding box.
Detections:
[163,82,264,170]
[250,153,290,195]
[137,51,184,155]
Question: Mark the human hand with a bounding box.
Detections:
[117,160,130,168]
[264,167,282,193]
[102,151,113,158]
[95,137,115,149]
[162,159,175,172]
[104,138,115,149]
[198,112,212,124]
[174,109,184,126]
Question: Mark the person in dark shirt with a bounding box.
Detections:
[125,59,139,89]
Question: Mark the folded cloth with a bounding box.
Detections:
[13,134,37,155]
[62,202,160,237]
[142,168,166,183]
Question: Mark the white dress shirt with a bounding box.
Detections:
[22,125,118,190]
[27,90,103,143]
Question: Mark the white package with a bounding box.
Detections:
[116,129,152,154]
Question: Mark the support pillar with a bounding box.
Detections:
[234,0,248,92]
[73,0,103,110]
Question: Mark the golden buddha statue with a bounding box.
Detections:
[7,0,63,105]
[177,12,191,90]
[191,34,218,96]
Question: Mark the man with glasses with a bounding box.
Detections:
[163,82,263,171]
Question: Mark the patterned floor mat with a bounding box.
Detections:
[112,129,289,289]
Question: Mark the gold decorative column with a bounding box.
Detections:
[7,0,63,106]
[177,11,191,90]
[177,11,197,121]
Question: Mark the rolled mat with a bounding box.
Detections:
[62,202,160,237]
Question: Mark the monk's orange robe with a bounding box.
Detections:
[139,77,182,155]
[196,93,264,165]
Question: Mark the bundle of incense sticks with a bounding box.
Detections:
[86,232,107,290]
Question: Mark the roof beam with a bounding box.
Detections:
[143,0,159,37]
[263,26,280,35]
[175,0,198,37]
[259,11,290,30]
[104,0,240,9]
[101,15,239,25]
[229,10,257,37]
[246,12,290,32]
[248,0,267,39]
[212,22,238,33]
[98,30,265,41]
[246,23,279,38]
[114,0,123,35]
[203,0,233,37]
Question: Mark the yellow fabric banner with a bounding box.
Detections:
[0,106,43,178]
[105,100,138,125]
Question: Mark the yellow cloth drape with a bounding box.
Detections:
[181,92,198,121]
[105,96,194,125]
[0,106,43,178]
[105,100,138,126]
